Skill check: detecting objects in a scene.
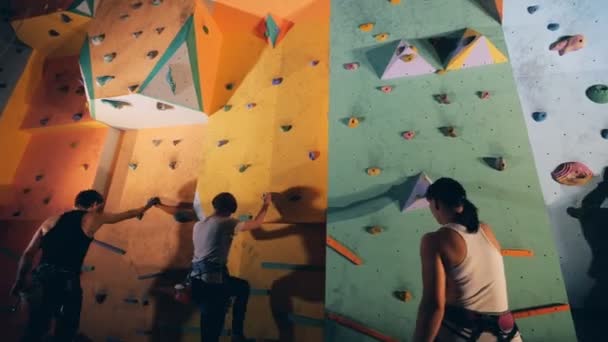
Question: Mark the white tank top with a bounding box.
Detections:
[443,223,509,313]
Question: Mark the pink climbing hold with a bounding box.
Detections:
[344,62,360,71]
[434,94,451,104]
[478,91,490,99]
[549,35,585,56]
[310,60,320,66]
[402,131,415,140]
[246,103,256,109]
[379,85,393,93]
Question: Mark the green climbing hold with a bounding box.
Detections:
[166,67,176,94]
[101,99,130,109]
[224,105,232,112]
[96,75,115,86]
[280,125,292,132]
[586,84,608,104]
[239,164,251,173]
[265,15,280,47]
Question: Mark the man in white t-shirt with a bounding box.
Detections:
[156,192,271,342]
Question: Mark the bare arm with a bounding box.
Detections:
[414,233,446,342]
[84,198,159,234]
[237,193,272,232]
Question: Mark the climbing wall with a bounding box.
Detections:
[196,0,329,340]
[77,125,206,342]
[326,0,576,341]
[503,1,608,340]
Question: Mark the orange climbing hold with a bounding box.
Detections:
[389,0,401,4]
[326,236,362,265]
[359,23,374,32]
[367,226,383,235]
[374,33,389,42]
[348,117,359,128]
[327,313,398,342]
[501,249,534,257]
[395,290,413,302]
[367,167,382,176]
[512,303,570,319]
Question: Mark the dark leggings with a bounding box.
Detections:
[21,274,82,342]
[192,276,250,342]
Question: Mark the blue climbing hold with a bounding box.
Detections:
[532,111,547,122]
[547,23,560,31]
[217,139,229,147]
[527,5,539,14]
[72,113,83,121]
[601,129,608,139]
[272,77,283,85]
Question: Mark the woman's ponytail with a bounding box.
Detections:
[455,198,480,233]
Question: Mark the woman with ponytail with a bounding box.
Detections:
[414,178,522,342]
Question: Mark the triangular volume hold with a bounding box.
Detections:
[478,0,503,23]
[70,0,93,16]
[381,40,437,80]
[138,17,203,111]
[255,14,293,48]
[402,173,433,212]
[446,33,507,71]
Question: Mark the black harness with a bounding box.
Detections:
[441,306,520,341]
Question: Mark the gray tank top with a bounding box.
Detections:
[192,216,239,265]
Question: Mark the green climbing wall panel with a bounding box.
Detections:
[326,0,576,341]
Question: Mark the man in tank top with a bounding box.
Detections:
[10,190,158,342]
[156,191,271,342]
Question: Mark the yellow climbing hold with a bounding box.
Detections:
[389,0,401,4]
[359,23,374,32]
[400,54,416,62]
[348,117,359,128]
[374,33,389,42]
[368,226,384,235]
[366,167,382,176]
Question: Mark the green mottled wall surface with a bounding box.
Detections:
[325,1,576,341]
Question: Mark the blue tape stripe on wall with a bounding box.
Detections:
[261,262,325,271]
[92,240,126,255]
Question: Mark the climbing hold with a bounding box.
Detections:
[40,118,49,126]
[82,163,89,171]
[281,125,293,132]
[552,162,593,186]
[132,31,143,39]
[389,0,401,4]
[374,33,389,42]
[547,23,560,31]
[586,84,608,104]
[272,77,283,85]
[60,13,72,23]
[203,26,209,34]
[366,167,382,176]
[128,163,138,171]
[402,131,416,140]
[402,173,432,212]
[119,14,129,20]
[75,86,85,96]
[483,157,507,171]
[343,62,360,71]
[348,117,359,128]
[246,103,256,109]
[131,1,143,9]
[549,35,585,56]
[527,5,539,14]
[239,214,253,221]
[151,0,163,6]
[434,94,450,104]
[367,226,383,235]
[225,83,234,90]
[96,76,115,87]
[478,91,490,99]
[217,139,229,147]
[156,102,173,110]
[379,85,393,93]
[146,50,159,59]
[440,126,457,137]
[395,291,412,302]
[435,69,447,75]
[43,197,51,205]
[155,27,165,34]
[309,151,321,161]
[400,54,416,63]
[57,85,69,93]
[12,210,21,217]
[35,174,44,181]
[128,84,139,93]
[103,52,116,63]
[101,99,130,109]
[70,141,79,148]
[601,129,608,139]
[310,60,320,66]
[239,164,251,173]
[124,297,139,304]
[91,34,105,45]
[152,139,162,146]
[172,139,182,145]
[359,23,374,32]
[95,292,107,304]
[532,111,547,122]
[23,188,31,194]
[169,161,177,170]
[166,67,176,94]
[223,105,232,111]
[48,29,60,37]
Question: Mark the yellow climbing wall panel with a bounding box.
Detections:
[196,0,329,339]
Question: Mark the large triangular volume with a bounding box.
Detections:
[69,0,94,17]
[381,40,438,80]
[445,29,507,71]
[255,14,293,48]
[478,0,503,23]
[138,16,203,111]
[79,36,96,118]
[402,173,433,212]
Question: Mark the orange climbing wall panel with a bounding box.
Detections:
[21,55,95,129]
[79,125,206,342]
[87,0,194,99]
[0,127,111,220]
[215,0,318,18]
